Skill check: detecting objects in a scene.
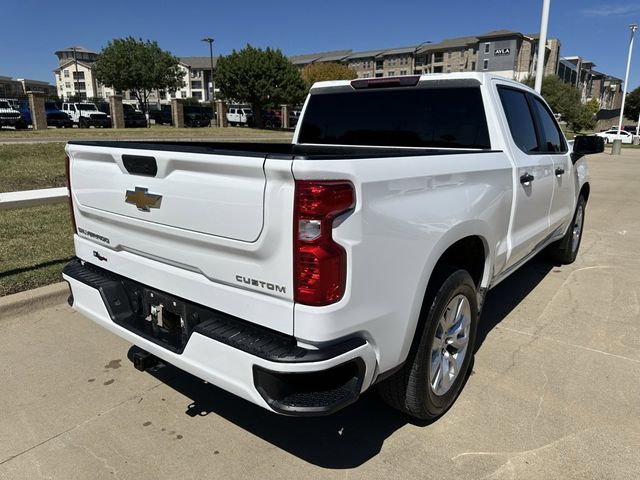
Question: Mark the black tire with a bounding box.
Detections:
[377,269,478,420]
[547,195,586,264]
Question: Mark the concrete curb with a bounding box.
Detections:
[0,282,69,319]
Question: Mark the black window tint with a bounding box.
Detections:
[531,97,566,153]
[298,87,490,149]
[498,87,539,153]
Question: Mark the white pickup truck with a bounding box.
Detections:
[63,73,603,420]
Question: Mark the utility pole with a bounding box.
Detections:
[614,24,637,154]
[201,37,216,127]
[73,47,81,100]
[534,0,551,93]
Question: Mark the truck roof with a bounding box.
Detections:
[310,72,534,94]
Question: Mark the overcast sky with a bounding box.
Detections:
[2,0,639,90]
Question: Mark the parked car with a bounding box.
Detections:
[227,106,253,126]
[289,109,302,128]
[63,73,603,420]
[0,99,23,128]
[184,105,213,127]
[16,101,73,129]
[62,102,111,128]
[597,129,634,144]
[98,103,148,128]
[262,108,282,129]
[45,102,73,128]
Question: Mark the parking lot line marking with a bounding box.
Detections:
[495,326,640,365]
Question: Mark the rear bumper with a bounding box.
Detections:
[63,258,376,415]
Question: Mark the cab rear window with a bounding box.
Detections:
[298,87,491,149]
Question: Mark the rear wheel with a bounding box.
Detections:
[377,269,478,420]
[547,195,586,264]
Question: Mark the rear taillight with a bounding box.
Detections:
[294,181,355,306]
[65,155,77,234]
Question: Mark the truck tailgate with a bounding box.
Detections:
[66,142,295,334]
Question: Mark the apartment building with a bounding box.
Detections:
[558,56,623,109]
[0,75,55,98]
[290,30,561,82]
[53,46,206,103]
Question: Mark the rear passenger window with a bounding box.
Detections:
[498,87,539,153]
[531,97,566,153]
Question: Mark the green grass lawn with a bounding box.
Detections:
[0,204,74,296]
[1,143,67,192]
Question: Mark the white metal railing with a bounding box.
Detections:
[0,187,68,210]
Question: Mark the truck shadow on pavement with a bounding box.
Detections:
[130,256,555,469]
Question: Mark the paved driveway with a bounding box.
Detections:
[1,150,639,479]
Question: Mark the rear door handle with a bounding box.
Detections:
[520,172,535,184]
[555,167,565,176]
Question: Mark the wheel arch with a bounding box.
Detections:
[397,222,493,370]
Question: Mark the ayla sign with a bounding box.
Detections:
[494,48,511,56]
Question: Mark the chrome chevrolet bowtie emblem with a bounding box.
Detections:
[125,187,163,212]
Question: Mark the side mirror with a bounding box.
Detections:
[572,135,604,156]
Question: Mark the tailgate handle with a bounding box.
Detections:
[122,155,158,177]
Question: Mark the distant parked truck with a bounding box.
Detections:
[226,106,254,126]
[0,99,23,128]
[98,103,148,128]
[62,102,111,128]
[15,101,73,129]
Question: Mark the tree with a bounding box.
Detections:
[215,45,306,127]
[301,62,358,90]
[626,86,640,122]
[526,75,595,132]
[93,37,184,114]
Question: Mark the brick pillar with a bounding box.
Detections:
[216,100,228,128]
[27,91,47,130]
[109,95,125,129]
[171,98,184,128]
[281,104,290,129]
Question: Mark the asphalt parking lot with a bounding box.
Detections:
[1,149,639,479]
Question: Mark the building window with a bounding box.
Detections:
[191,81,202,89]
[459,63,464,71]
[375,73,383,77]
[433,52,443,63]
[448,51,452,59]
[363,73,370,78]
[472,61,476,70]
[64,70,69,78]
[375,60,384,70]
[388,71,395,76]
[400,70,407,75]
[65,82,70,88]
[484,42,490,54]
[73,71,84,80]
[483,59,489,70]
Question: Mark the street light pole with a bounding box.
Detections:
[615,24,637,152]
[534,0,551,93]
[73,47,81,100]
[201,37,216,127]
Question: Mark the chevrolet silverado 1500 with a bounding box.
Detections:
[62,73,604,419]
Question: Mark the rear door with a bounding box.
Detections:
[528,95,574,235]
[496,85,555,269]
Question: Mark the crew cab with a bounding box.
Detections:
[62,73,603,420]
[62,102,111,128]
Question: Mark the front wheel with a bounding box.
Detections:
[377,269,478,420]
[547,195,586,264]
